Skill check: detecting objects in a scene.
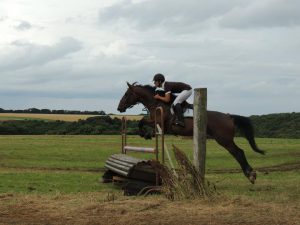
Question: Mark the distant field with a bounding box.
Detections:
[0,113,143,121]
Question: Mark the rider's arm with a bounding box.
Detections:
[154,92,171,103]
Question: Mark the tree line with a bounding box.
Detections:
[0,112,299,138]
[0,108,106,115]
[249,112,299,138]
[0,116,138,135]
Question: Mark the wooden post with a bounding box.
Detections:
[121,117,127,154]
[193,88,207,181]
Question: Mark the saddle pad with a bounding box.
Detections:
[170,107,193,117]
[183,108,193,117]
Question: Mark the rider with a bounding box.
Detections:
[153,73,192,127]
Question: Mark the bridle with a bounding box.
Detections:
[121,85,159,113]
[123,87,140,109]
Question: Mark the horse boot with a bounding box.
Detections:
[173,103,185,127]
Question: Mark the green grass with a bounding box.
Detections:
[207,172,300,203]
[0,135,117,170]
[0,169,116,194]
[0,135,299,202]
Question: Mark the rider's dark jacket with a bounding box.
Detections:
[162,82,192,94]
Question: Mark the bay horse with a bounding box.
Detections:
[117,82,265,183]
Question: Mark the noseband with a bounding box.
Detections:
[124,88,140,109]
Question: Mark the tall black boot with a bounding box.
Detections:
[173,103,185,127]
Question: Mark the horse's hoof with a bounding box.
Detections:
[248,171,257,184]
[144,134,152,140]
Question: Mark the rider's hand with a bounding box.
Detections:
[154,94,161,100]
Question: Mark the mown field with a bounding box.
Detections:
[0,135,299,224]
[0,113,143,121]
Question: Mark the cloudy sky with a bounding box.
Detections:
[0,0,299,115]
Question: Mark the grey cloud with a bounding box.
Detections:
[220,0,300,28]
[99,0,300,31]
[207,75,300,115]
[0,37,82,72]
[0,54,144,102]
[1,1,299,115]
[14,20,32,30]
[0,95,124,113]
[98,0,243,32]
[0,88,119,99]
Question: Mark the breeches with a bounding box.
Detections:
[173,89,192,105]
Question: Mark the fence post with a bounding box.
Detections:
[193,88,207,182]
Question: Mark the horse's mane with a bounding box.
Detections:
[130,82,176,106]
[132,82,156,94]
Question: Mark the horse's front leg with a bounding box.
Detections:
[138,117,155,140]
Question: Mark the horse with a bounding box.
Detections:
[117,82,265,183]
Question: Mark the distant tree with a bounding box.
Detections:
[28,108,40,113]
[41,109,51,114]
[54,110,65,114]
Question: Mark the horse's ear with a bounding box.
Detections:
[126,82,132,89]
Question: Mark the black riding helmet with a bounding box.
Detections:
[153,73,165,82]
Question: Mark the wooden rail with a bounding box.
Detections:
[121,107,165,163]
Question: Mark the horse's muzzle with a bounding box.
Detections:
[117,106,126,113]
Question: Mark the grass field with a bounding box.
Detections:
[0,135,299,224]
[0,113,143,121]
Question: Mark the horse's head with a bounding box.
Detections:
[117,82,140,112]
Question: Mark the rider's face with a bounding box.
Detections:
[154,81,161,87]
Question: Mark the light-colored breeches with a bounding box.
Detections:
[173,89,192,105]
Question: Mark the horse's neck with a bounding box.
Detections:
[140,99,157,112]
[136,88,156,110]
[136,86,171,116]
[148,102,171,121]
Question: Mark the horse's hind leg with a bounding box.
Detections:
[216,138,256,184]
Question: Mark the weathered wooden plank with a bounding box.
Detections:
[106,158,136,168]
[193,88,207,181]
[105,160,131,173]
[105,164,129,177]
[109,154,143,164]
[124,146,156,153]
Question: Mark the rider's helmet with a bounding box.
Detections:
[153,73,165,83]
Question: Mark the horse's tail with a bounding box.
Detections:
[231,115,265,155]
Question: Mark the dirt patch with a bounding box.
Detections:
[2,160,300,177]
[0,193,299,225]
[0,166,104,174]
[209,161,300,174]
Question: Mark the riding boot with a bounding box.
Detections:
[173,103,185,127]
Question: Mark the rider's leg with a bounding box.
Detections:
[173,89,192,126]
[173,89,192,105]
[173,103,184,126]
